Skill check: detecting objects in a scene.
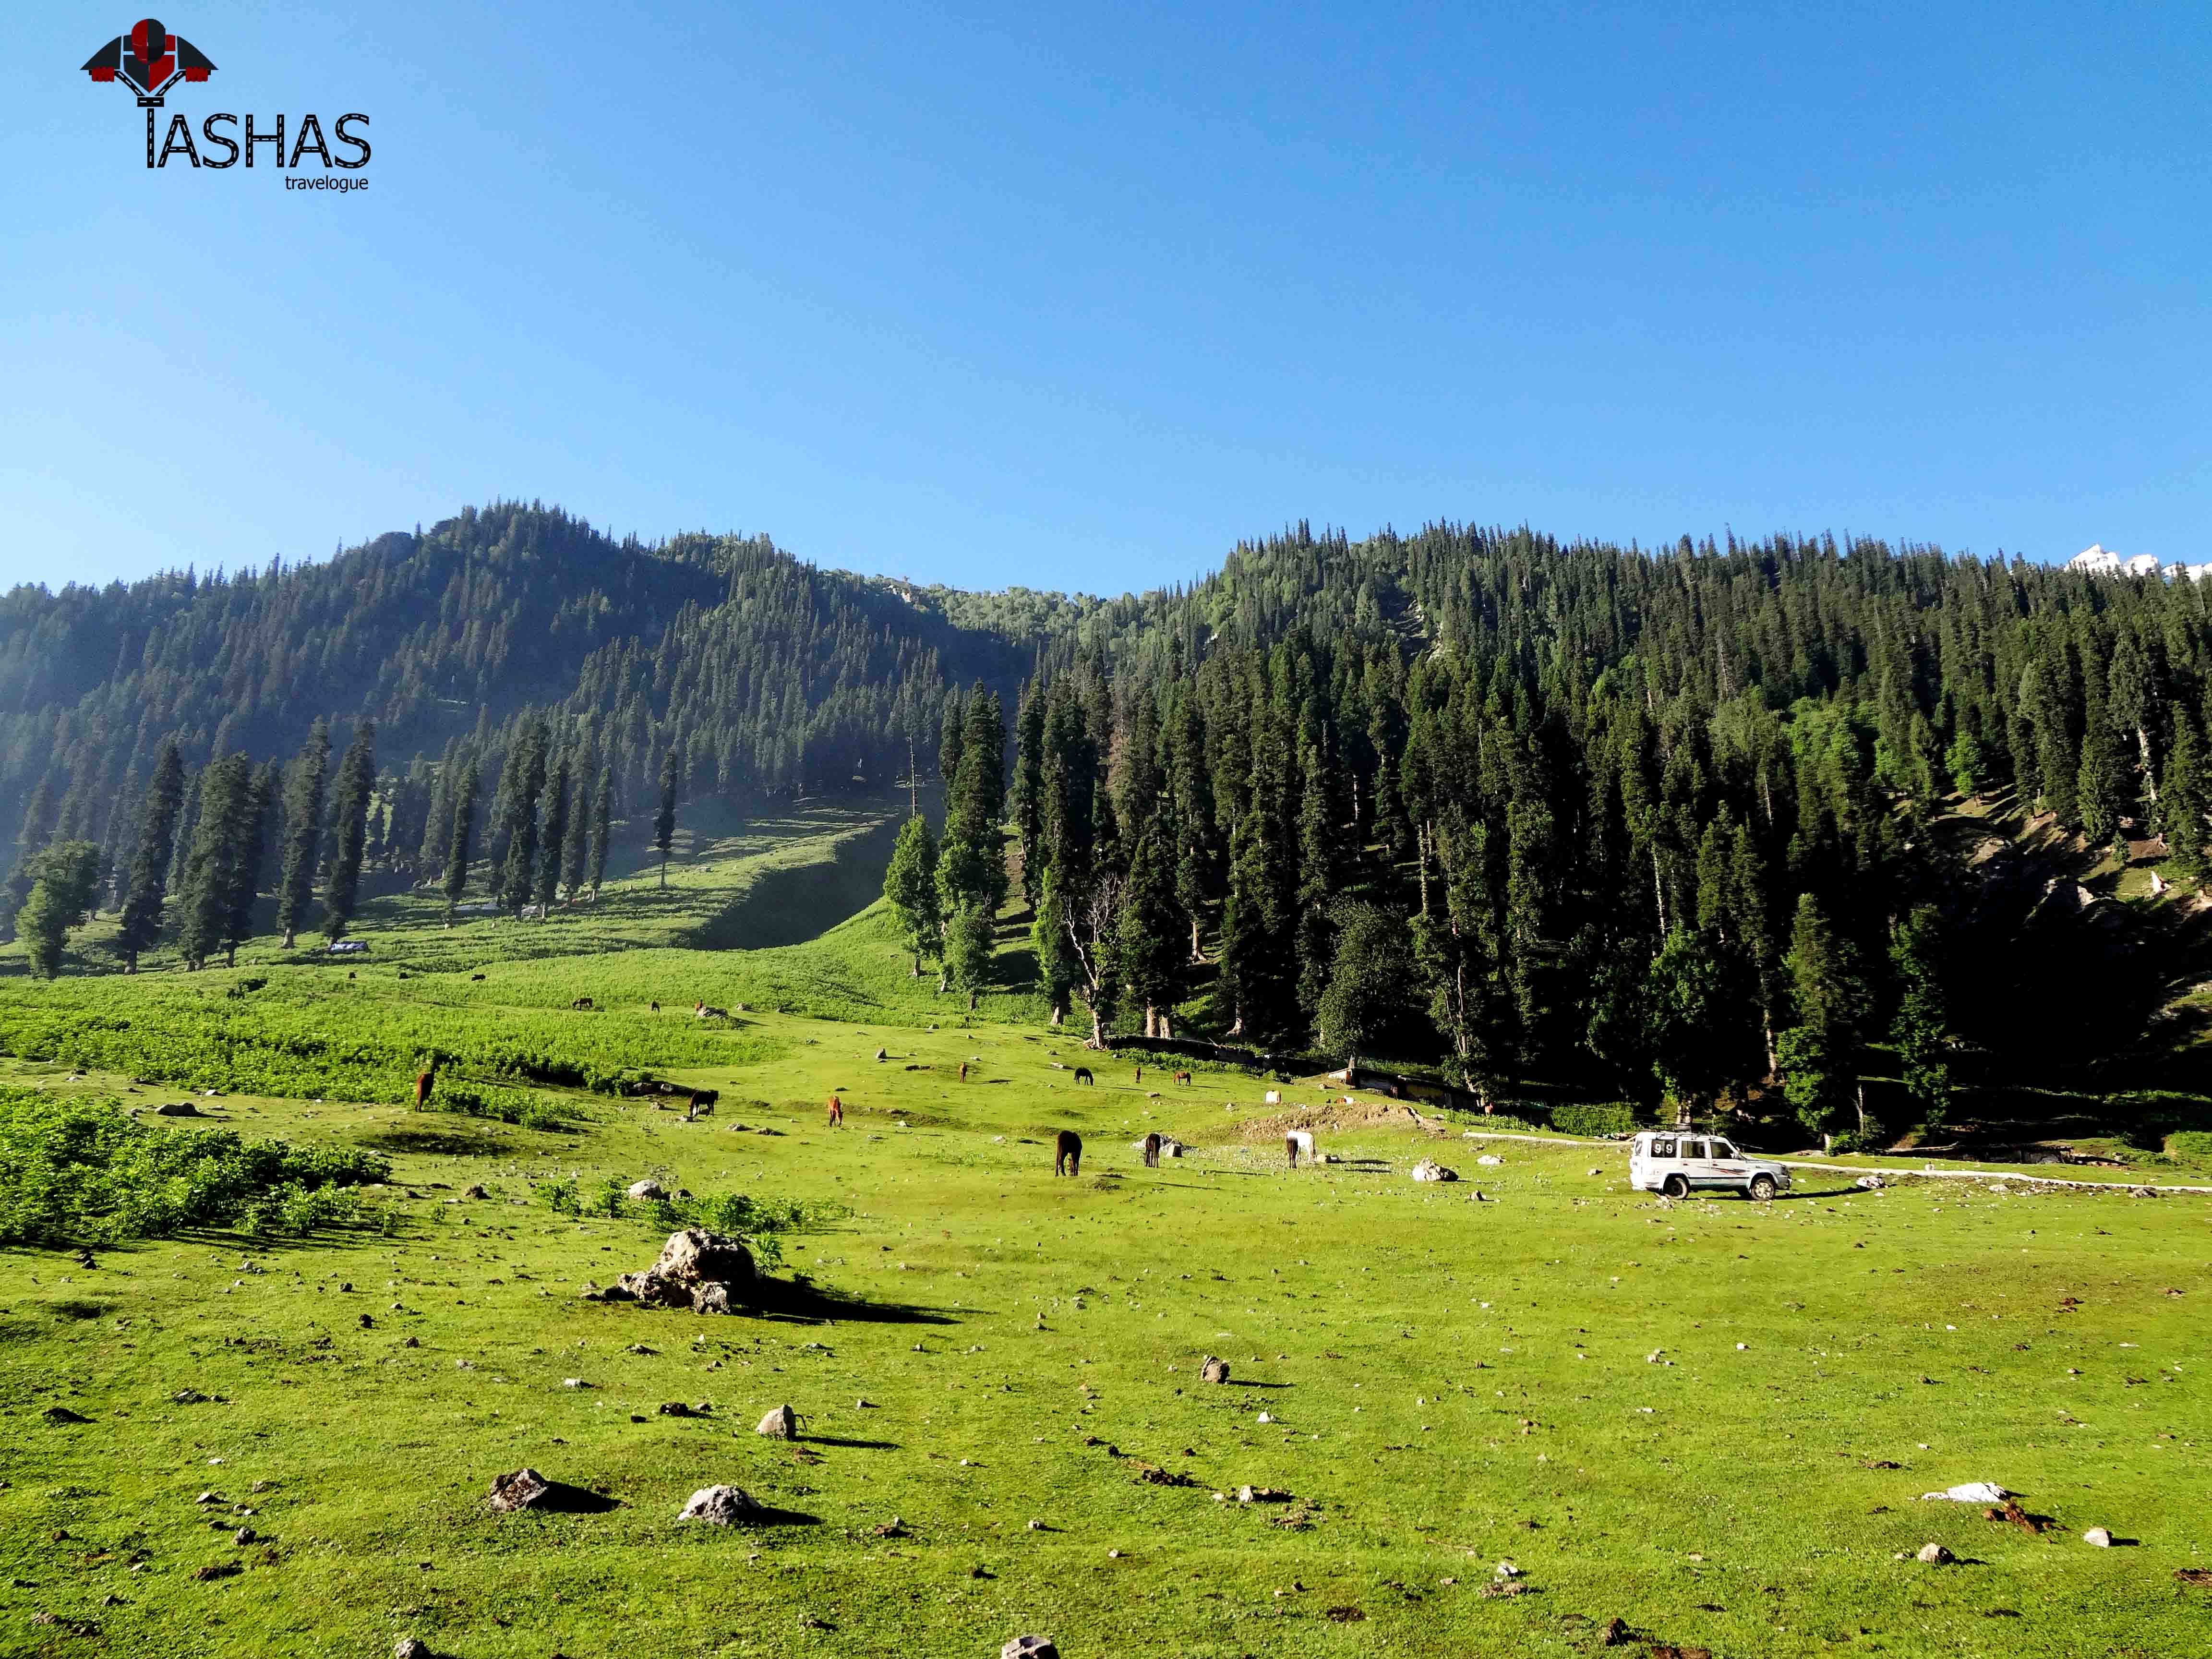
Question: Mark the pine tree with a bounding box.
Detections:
[945,900,996,1011]
[937,691,1008,925]
[2154,711,2208,878]
[882,815,942,976]
[0,777,57,942]
[535,755,571,915]
[559,743,592,902]
[275,721,330,949]
[177,755,254,969]
[587,766,613,897]
[498,719,549,914]
[1114,820,1183,1036]
[322,723,376,941]
[654,747,679,888]
[1888,905,1952,1130]
[443,759,479,920]
[116,744,185,972]
[221,762,277,965]
[1776,893,1865,1139]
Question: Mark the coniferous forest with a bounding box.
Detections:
[5,502,2210,1141]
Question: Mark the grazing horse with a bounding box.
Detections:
[1172,1070,1192,1086]
[571,996,594,1010]
[959,1061,969,1082]
[413,1067,436,1110]
[686,1088,718,1118]
[1072,1066,1094,1086]
[1286,1129,1315,1168]
[1055,1130,1083,1177]
[826,1094,844,1129]
[1142,1131,1162,1168]
[469,973,486,982]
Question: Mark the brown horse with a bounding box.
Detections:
[1142,1131,1162,1168]
[827,1094,844,1128]
[413,1067,435,1110]
[1055,1130,1082,1177]
[959,1061,969,1082]
[1172,1070,1192,1086]
[1133,1064,1142,1084]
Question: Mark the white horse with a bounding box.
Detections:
[1286,1129,1315,1168]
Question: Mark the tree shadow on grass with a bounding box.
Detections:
[747,1277,964,1327]
[523,1481,623,1515]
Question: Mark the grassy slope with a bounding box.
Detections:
[2,980,2209,1657]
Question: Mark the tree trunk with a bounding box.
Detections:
[1189,913,1204,965]
[125,951,137,974]
[937,968,949,994]
[1049,1002,1063,1026]
[1089,1005,1106,1048]
[281,926,296,949]
[225,943,237,968]
[968,989,978,1011]
[911,951,922,977]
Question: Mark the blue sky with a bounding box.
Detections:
[4,2,2206,595]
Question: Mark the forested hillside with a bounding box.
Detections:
[6,508,2209,1138]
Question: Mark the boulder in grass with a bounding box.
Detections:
[692,1282,734,1315]
[1410,1160,1457,1183]
[615,1271,691,1309]
[1916,1542,1953,1564]
[1001,1639,1059,1659]
[654,1229,754,1288]
[757,1404,800,1439]
[627,1179,667,1202]
[487,1468,553,1512]
[1199,1356,1231,1385]
[2084,1527,2114,1548]
[395,1640,431,1659]
[677,1484,761,1525]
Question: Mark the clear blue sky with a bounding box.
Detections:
[5,2,2206,595]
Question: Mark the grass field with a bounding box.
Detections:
[2,932,2209,1658]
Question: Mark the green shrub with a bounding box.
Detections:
[1550,1101,1641,1139]
[536,1177,580,1215]
[0,1089,389,1247]
[2164,1130,2212,1163]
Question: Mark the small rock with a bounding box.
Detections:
[2083,1527,2113,1548]
[486,1468,553,1512]
[1494,1560,1521,1578]
[232,1527,256,1545]
[626,1179,666,1202]
[1916,1542,1953,1564]
[1199,1356,1231,1385]
[395,1639,431,1659]
[462,1185,489,1200]
[1476,1154,1503,1166]
[1001,1639,1059,1659]
[757,1404,800,1439]
[564,1378,589,1390]
[692,1282,734,1315]
[677,1484,761,1525]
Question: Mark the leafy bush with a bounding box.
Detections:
[666,1191,846,1270]
[1549,1101,1641,1139]
[536,1177,581,1215]
[2164,1130,2212,1163]
[0,1089,390,1247]
[433,1083,565,1131]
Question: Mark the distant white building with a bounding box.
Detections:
[2067,543,2212,582]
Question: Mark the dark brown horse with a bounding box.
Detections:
[1072,1067,1094,1086]
[413,1061,437,1110]
[827,1094,844,1128]
[1055,1130,1082,1177]
[1142,1131,1161,1168]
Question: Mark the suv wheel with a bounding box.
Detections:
[1747,1173,1777,1202]
[1661,1174,1689,1199]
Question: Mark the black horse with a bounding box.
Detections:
[1072,1067,1094,1086]
[1055,1130,1083,1177]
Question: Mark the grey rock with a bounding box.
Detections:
[1916,1542,1953,1564]
[1001,1639,1059,1659]
[756,1404,800,1439]
[677,1484,761,1525]
[2083,1527,2113,1547]
[1199,1355,1230,1385]
[653,1228,754,1287]
[154,1102,201,1117]
[692,1282,734,1315]
[487,1467,553,1512]
[395,1640,431,1659]
[626,1179,667,1201]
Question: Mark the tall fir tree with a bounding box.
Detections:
[443,758,479,920]
[116,744,186,972]
[322,723,377,941]
[275,721,330,949]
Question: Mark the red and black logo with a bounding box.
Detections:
[82,18,214,108]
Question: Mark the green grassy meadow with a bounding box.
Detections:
[3,899,2211,1657]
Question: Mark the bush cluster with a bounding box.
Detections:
[0,1089,391,1247]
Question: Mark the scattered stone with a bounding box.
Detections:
[872,1516,910,1538]
[1476,1154,1503,1166]
[2083,1527,2113,1548]
[1238,1485,1293,1503]
[192,1561,240,1581]
[395,1640,430,1659]
[1410,1160,1457,1183]
[1922,1482,2006,1504]
[1494,1560,1522,1578]
[677,1485,761,1525]
[692,1283,733,1314]
[462,1185,488,1200]
[231,1527,256,1545]
[1199,1356,1231,1385]
[1856,1174,1885,1190]
[154,1102,202,1117]
[1000,1638,1058,1659]
[195,1491,224,1505]
[626,1179,667,1201]
[1916,1542,1954,1564]
[757,1405,800,1439]
[658,1401,710,1418]
[563,1378,590,1389]
[487,1468,553,1512]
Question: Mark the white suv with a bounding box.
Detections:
[1629,1131,1790,1201]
